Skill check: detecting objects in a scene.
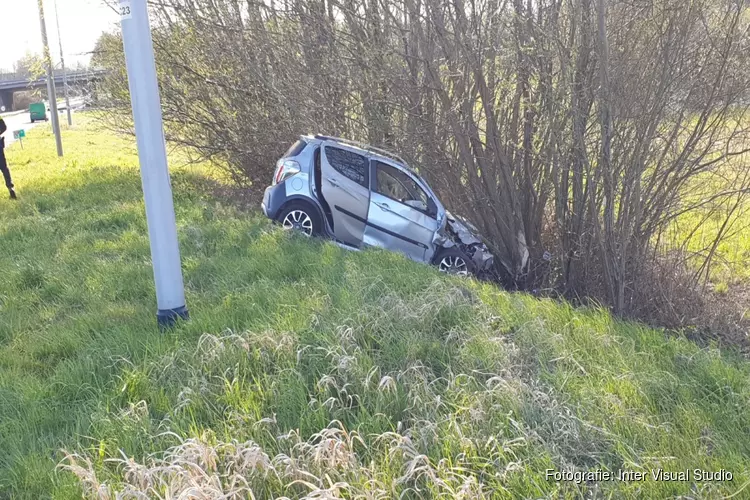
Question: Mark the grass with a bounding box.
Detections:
[664,125,750,288]
[671,205,750,286]
[2,116,750,498]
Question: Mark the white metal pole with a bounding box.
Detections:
[38,0,63,156]
[53,0,72,126]
[119,0,189,328]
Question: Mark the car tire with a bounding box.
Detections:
[434,247,476,276]
[277,202,322,237]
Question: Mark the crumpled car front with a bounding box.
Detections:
[434,212,495,272]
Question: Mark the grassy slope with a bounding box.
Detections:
[1,117,750,498]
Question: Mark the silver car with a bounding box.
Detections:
[261,135,494,275]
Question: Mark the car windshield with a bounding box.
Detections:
[407,168,435,199]
[283,139,308,158]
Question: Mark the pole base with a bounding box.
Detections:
[157,305,189,330]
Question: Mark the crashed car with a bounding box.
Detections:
[261,135,494,276]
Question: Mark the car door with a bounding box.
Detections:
[320,143,371,246]
[363,161,439,262]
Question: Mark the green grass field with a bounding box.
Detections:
[666,124,750,289]
[2,116,750,498]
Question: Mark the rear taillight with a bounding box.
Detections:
[273,160,285,184]
[273,159,301,185]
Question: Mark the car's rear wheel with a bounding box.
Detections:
[277,202,321,237]
[435,247,475,276]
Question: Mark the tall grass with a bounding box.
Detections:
[1,117,749,498]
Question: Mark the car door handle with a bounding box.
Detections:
[376,202,392,212]
[326,177,339,187]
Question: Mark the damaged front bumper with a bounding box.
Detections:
[434,212,495,272]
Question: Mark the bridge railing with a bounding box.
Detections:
[0,69,105,83]
[0,72,22,82]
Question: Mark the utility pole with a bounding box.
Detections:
[119,0,189,328]
[53,0,72,126]
[37,0,63,156]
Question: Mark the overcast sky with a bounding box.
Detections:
[0,0,119,72]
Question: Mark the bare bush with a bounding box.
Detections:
[93,0,750,333]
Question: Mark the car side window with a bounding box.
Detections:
[325,146,369,188]
[375,162,431,211]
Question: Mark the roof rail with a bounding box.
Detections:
[313,134,410,168]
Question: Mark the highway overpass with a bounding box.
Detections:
[0,70,106,111]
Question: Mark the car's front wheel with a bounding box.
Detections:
[277,202,321,237]
[434,247,475,276]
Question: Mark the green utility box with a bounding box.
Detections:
[29,102,47,123]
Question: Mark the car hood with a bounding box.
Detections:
[445,212,483,245]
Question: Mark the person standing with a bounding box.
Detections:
[0,116,17,199]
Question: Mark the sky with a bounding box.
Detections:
[0,0,119,72]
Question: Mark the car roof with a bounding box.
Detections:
[304,134,412,170]
[304,134,443,210]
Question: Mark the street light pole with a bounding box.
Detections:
[37,0,63,156]
[119,0,189,328]
[53,0,72,126]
